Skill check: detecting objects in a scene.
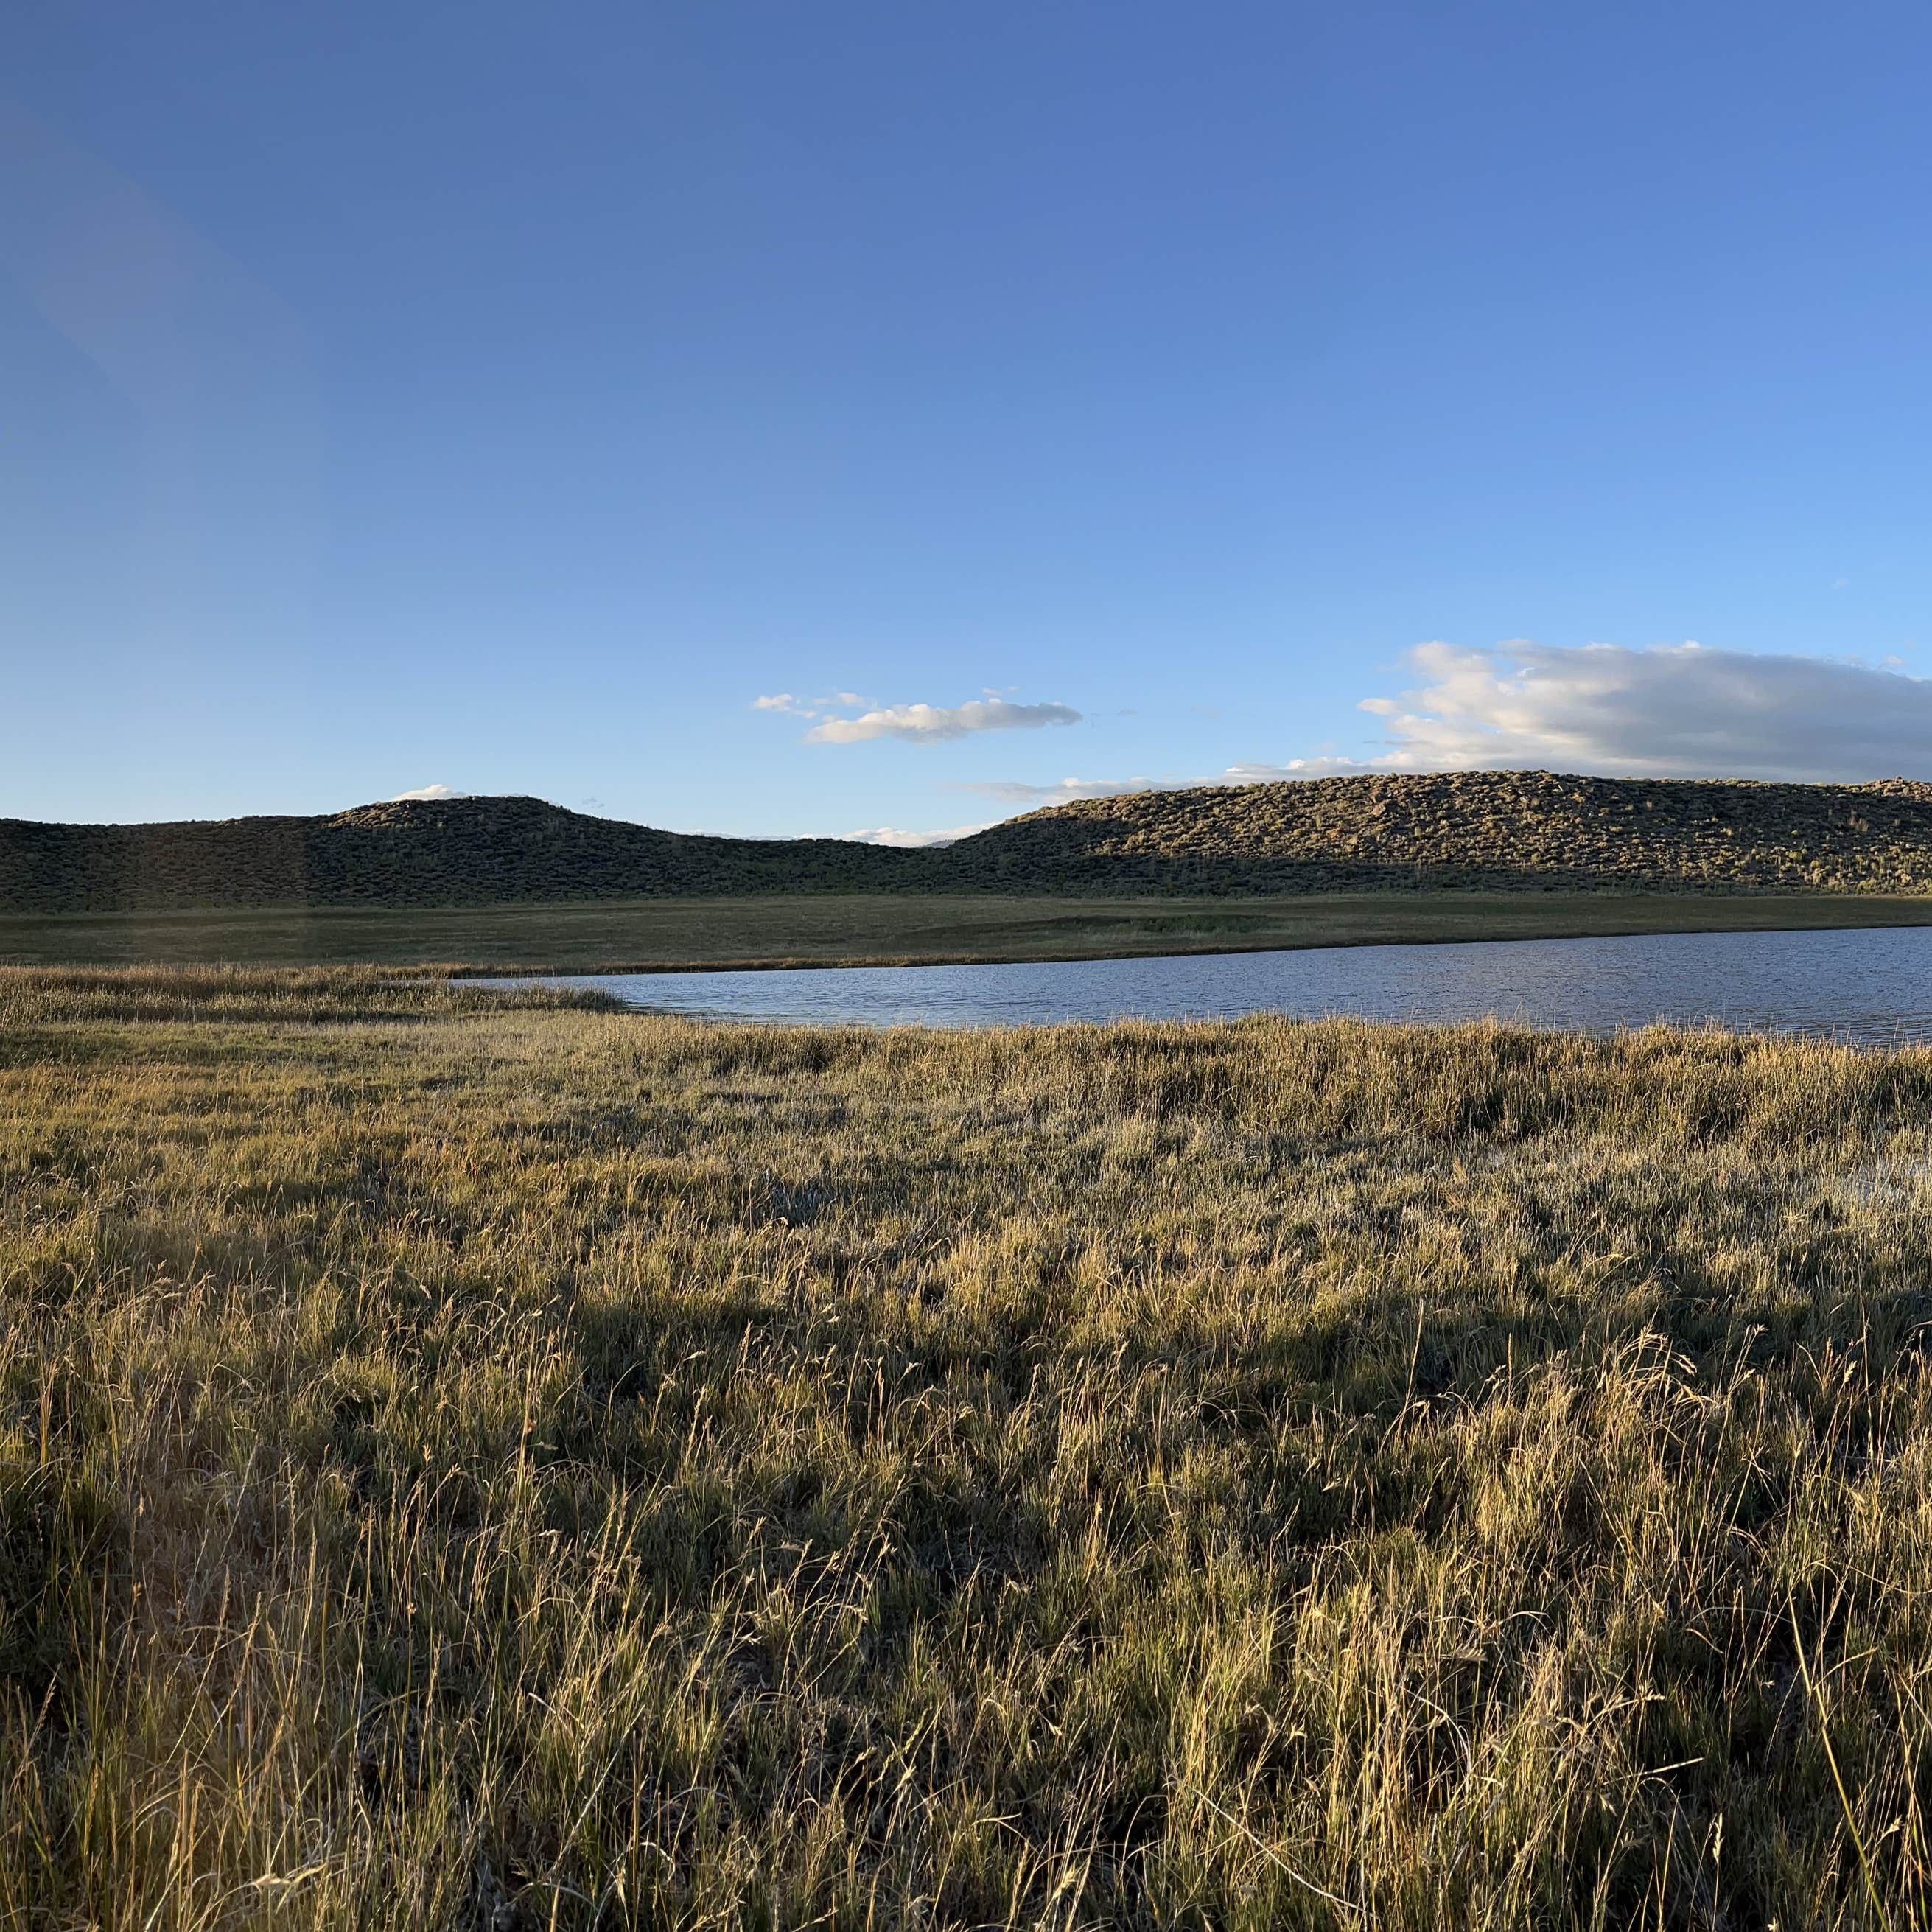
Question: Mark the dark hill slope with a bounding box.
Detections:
[0,796,915,912]
[942,770,1932,895]
[10,773,1932,912]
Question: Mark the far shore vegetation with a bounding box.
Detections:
[8,889,1932,973]
[7,966,1932,1924]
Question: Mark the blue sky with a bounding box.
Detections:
[4,1,1931,836]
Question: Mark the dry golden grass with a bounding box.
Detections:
[6,967,1932,1927]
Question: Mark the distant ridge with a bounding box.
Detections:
[9,773,1932,912]
[0,796,912,912]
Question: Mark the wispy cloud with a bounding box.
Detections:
[750,691,877,720]
[391,783,468,802]
[844,821,995,847]
[754,690,1080,743]
[956,763,1307,808]
[959,776,1155,806]
[809,699,1079,744]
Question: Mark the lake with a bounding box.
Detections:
[501,923,1932,1043]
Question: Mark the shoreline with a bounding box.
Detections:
[9,888,1932,973]
[444,906,1932,978]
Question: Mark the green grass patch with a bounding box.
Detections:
[7,889,1932,973]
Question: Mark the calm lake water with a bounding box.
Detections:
[506,925,1932,1044]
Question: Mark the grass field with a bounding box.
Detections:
[5,889,1932,971]
[7,967,1932,1926]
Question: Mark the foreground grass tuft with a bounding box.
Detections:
[5,967,1932,1926]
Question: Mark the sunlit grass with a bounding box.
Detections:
[5,967,1932,1925]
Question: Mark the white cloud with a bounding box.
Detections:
[751,693,809,715]
[844,822,995,847]
[1345,639,1932,783]
[807,697,1080,744]
[392,783,468,801]
[962,641,1932,808]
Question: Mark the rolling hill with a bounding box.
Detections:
[0,794,912,912]
[955,769,1932,895]
[9,771,1932,913]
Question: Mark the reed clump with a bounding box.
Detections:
[5,966,1932,1927]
